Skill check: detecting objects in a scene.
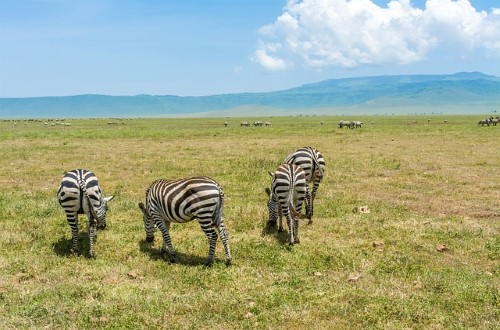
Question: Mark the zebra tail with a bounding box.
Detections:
[78,179,98,222]
[212,188,224,228]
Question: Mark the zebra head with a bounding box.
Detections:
[95,195,114,229]
[265,187,278,225]
[138,202,155,242]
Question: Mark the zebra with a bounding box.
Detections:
[352,121,363,128]
[283,147,326,223]
[265,164,307,245]
[478,118,491,126]
[57,169,114,257]
[138,177,232,266]
[339,120,352,129]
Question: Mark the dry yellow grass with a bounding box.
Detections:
[0,115,498,329]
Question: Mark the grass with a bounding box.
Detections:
[0,115,498,329]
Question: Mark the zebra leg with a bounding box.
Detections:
[66,212,79,254]
[156,219,176,263]
[283,208,295,245]
[201,224,218,266]
[293,216,300,244]
[278,206,284,233]
[88,214,97,258]
[305,189,313,224]
[217,221,232,266]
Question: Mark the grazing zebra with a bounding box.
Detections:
[57,169,114,257]
[283,147,326,223]
[339,120,352,129]
[352,121,363,128]
[265,164,307,245]
[478,118,491,126]
[138,177,232,266]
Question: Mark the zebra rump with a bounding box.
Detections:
[138,177,232,266]
[57,169,114,257]
[283,146,326,222]
[265,164,307,245]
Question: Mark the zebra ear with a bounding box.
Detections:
[138,202,146,213]
[104,195,114,203]
[265,187,271,197]
[268,171,274,177]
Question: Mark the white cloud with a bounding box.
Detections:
[253,0,500,70]
[251,42,291,71]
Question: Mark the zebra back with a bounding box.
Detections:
[77,177,99,225]
[270,164,307,212]
[57,169,112,224]
[143,177,224,226]
[284,146,325,184]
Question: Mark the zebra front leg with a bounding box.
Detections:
[156,219,176,263]
[217,221,232,266]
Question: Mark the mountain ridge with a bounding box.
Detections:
[1,72,499,118]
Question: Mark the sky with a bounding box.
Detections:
[0,0,499,98]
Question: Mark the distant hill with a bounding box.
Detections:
[1,72,499,118]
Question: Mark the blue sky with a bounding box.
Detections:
[0,0,499,97]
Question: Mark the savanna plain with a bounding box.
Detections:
[0,115,498,329]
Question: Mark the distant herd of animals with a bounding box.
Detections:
[57,147,325,266]
[477,116,500,126]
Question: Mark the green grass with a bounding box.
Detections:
[0,115,498,329]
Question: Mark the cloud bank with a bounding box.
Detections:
[253,0,500,71]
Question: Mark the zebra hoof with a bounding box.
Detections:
[146,236,154,243]
[204,260,214,267]
[225,258,232,266]
[268,220,276,227]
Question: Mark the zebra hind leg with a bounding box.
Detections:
[305,191,313,224]
[284,209,295,245]
[277,207,284,233]
[201,225,218,267]
[217,221,232,266]
[66,213,79,254]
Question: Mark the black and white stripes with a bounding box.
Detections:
[57,169,114,257]
[284,147,326,223]
[138,177,232,266]
[265,164,307,245]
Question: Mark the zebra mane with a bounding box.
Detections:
[78,179,99,223]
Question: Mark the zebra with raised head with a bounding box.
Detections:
[265,164,307,245]
[138,177,232,266]
[57,169,114,257]
[283,147,325,223]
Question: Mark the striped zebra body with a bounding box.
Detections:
[57,169,114,257]
[284,147,326,223]
[138,177,232,266]
[265,164,307,245]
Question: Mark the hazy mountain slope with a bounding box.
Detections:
[1,72,499,118]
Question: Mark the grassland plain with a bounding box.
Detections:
[0,115,498,329]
